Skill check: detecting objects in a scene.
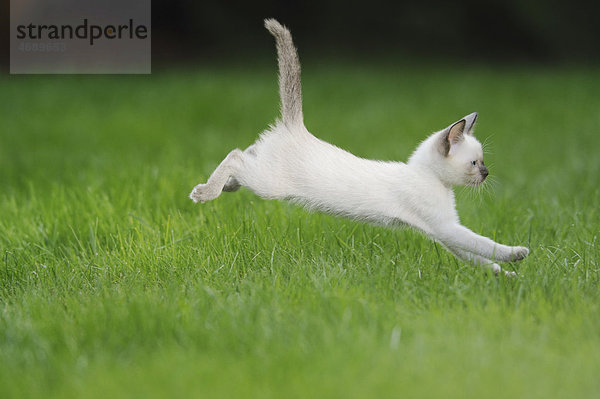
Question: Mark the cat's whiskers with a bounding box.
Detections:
[482,134,495,155]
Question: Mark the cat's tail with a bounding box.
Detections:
[264,19,303,127]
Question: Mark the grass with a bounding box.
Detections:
[1,62,599,398]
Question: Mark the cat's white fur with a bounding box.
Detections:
[190,19,529,276]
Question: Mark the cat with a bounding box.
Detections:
[190,18,529,276]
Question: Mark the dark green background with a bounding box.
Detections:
[2,0,599,67]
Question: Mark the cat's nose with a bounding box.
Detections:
[480,166,489,179]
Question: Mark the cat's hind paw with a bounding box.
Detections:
[189,184,216,203]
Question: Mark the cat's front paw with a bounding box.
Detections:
[510,246,529,262]
[490,264,516,278]
[491,263,502,274]
[490,263,518,278]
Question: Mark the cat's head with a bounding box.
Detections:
[409,112,489,187]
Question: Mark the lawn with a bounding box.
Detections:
[1,63,599,398]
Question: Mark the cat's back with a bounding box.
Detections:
[241,123,454,226]
[251,123,406,184]
[250,124,406,192]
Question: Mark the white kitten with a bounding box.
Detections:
[190,19,529,276]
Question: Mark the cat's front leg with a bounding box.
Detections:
[446,246,517,277]
[433,223,529,262]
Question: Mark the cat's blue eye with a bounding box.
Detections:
[471,160,477,166]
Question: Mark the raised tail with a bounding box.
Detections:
[264,19,303,126]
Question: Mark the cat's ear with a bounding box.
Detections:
[438,112,478,156]
[449,112,478,140]
[463,112,478,135]
[448,119,467,143]
[439,119,466,156]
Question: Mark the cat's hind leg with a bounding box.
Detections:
[222,177,241,192]
[190,149,244,203]
[222,144,259,192]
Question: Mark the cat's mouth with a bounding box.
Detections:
[469,176,487,186]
